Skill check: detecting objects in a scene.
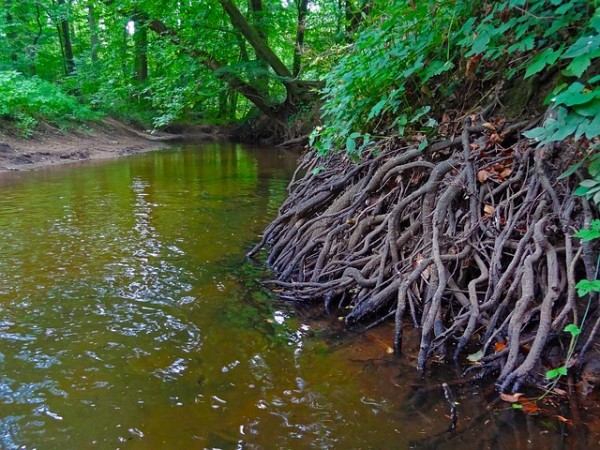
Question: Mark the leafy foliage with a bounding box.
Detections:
[312,0,599,156]
[312,1,463,155]
[0,70,99,137]
[0,0,344,130]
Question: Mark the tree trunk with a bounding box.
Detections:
[3,0,18,66]
[293,0,309,77]
[247,0,270,95]
[57,0,75,75]
[219,0,292,80]
[147,18,280,118]
[133,12,148,83]
[248,0,266,41]
[220,0,318,115]
[88,1,99,65]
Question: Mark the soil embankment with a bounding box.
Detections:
[0,118,217,172]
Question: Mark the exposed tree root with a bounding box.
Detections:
[248,114,597,392]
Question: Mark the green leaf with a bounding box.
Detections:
[417,139,428,152]
[573,98,600,117]
[573,227,600,241]
[346,136,357,153]
[523,127,547,140]
[367,97,388,120]
[586,114,600,140]
[512,403,523,410]
[562,34,600,59]
[557,159,584,179]
[574,185,592,196]
[576,279,600,297]
[553,82,596,107]
[564,54,593,78]
[546,366,567,380]
[544,84,568,105]
[467,349,484,362]
[411,106,431,123]
[564,324,581,337]
[470,30,492,55]
[525,47,563,79]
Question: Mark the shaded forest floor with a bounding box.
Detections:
[0,118,219,172]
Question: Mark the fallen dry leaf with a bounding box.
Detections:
[490,132,504,143]
[482,122,496,131]
[499,168,512,179]
[494,342,507,353]
[555,415,573,425]
[477,170,489,183]
[465,53,482,77]
[483,204,495,216]
[500,392,524,403]
[521,402,541,414]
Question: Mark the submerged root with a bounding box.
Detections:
[249,115,597,392]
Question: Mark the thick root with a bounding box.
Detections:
[249,115,596,392]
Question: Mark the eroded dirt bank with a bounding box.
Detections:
[0,119,217,172]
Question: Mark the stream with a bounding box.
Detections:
[0,143,588,449]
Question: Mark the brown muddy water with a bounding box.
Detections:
[0,143,596,449]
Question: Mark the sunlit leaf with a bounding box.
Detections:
[564,323,581,337]
[575,279,600,297]
[573,227,600,241]
[546,366,568,380]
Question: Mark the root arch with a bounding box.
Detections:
[249,117,597,392]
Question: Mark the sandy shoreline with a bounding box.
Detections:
[0,119,216,173]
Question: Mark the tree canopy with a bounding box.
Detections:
[0,0,356,135]
[1,1,598,149]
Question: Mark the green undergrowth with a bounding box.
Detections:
[0,70,101,138]
[310,0,600,157]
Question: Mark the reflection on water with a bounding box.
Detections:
[0,143,584,449]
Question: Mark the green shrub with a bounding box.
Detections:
[311,0,599,156]
[0,70,100,136]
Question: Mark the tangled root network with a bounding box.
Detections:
[249,116,598,392]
